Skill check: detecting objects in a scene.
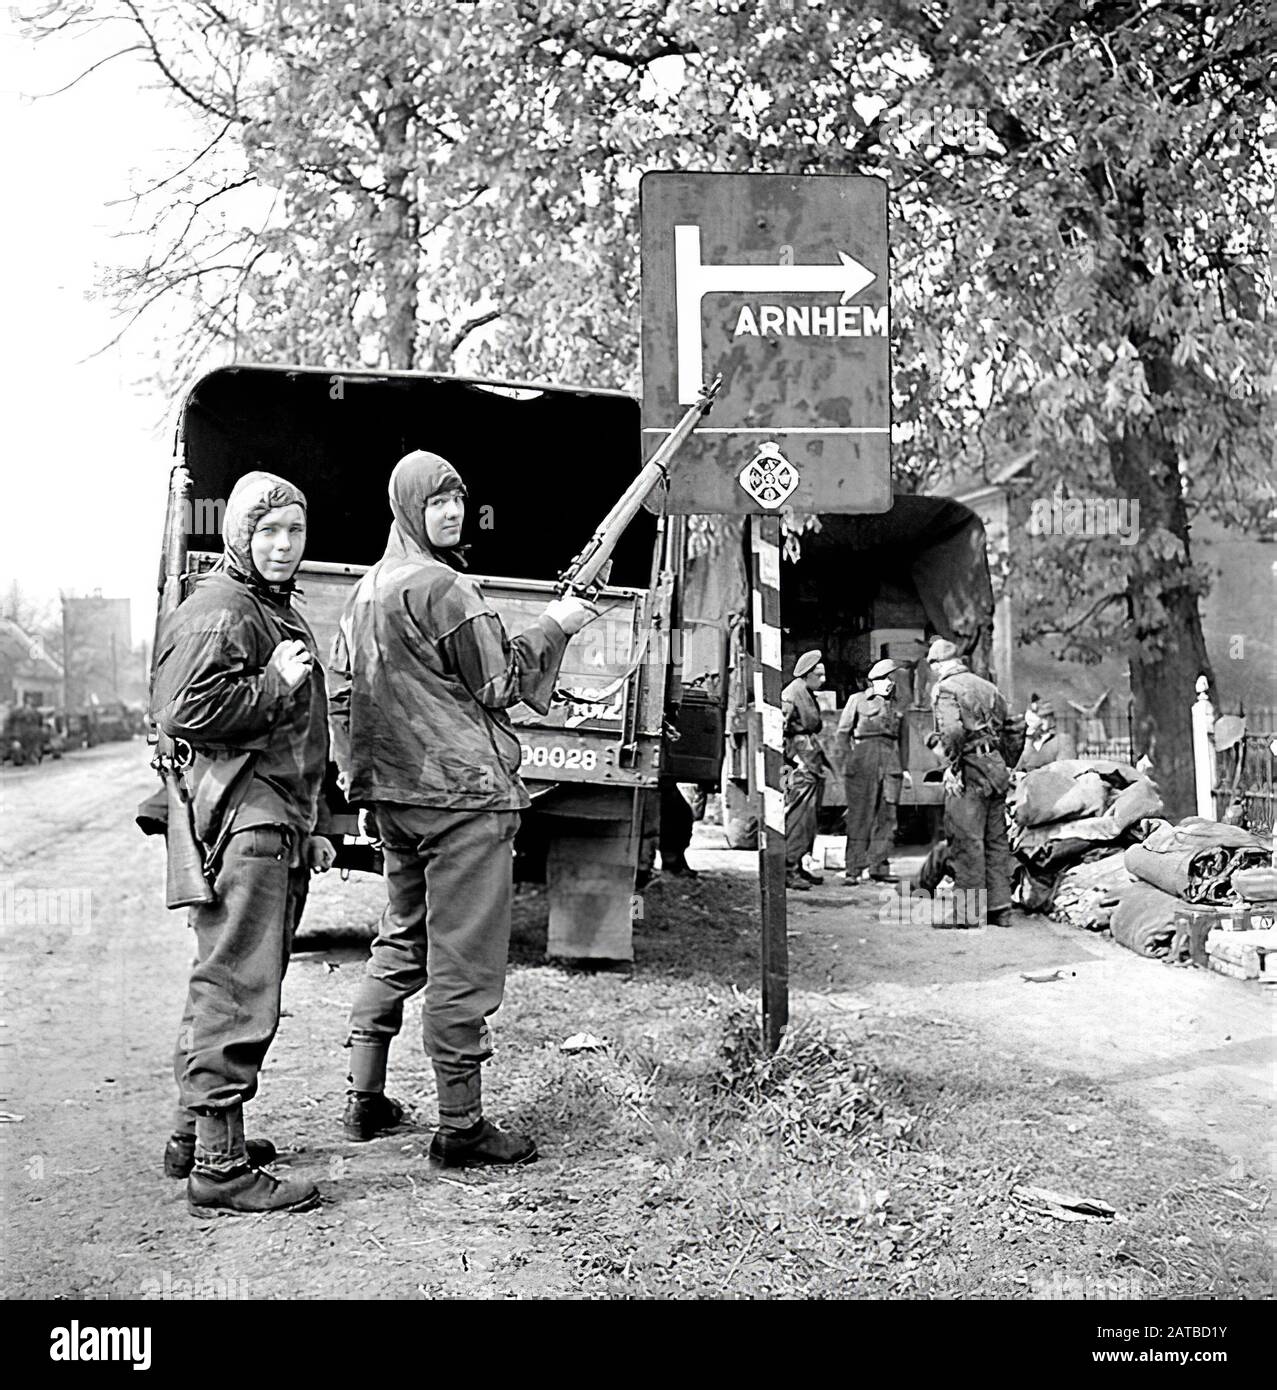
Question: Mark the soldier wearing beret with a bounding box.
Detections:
[781,650,832,890]
[837,658,904,884]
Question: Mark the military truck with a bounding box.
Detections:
[152,365,722,961]
[678,495,1000,850]
[2,703,47,765]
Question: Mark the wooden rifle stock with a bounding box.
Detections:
[558,375,722,597]
[156,734,215,909]
[151,465,213,908]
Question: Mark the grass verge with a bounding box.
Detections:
[485,876,1273,1300]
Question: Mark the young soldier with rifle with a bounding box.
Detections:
[335,380,720,1166]
[331,450,596,1166]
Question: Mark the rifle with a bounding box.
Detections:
[556,375,722,598]
[148,462,216,908]
[154,735,216,909]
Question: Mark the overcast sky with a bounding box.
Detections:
[0,12,204,645]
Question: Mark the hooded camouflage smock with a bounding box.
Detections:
[151,471,330,839]
[328,451,568,812]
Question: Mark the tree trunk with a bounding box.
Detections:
[378,100,419,371]
[1108,409,1214,821]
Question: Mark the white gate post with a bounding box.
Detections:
[1190,675,1216,820]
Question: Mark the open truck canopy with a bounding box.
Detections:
[682,492,996,688]
[688,493,1000,836]
[176,363,671,767]
[178,365,655,583]
[780,494,997,686]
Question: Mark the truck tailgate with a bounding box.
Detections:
[268,561,657,788]
[184,556,657,791]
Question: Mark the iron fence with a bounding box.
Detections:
[1052,710,1136,764]
[1212,708,1276,837]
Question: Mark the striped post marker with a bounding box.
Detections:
[749,513,789,1053]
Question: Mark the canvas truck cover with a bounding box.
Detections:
[177,366,653,582]
[680,492,997,680]
[171,366,665,787]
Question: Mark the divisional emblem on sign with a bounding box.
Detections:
[738,442,798,509]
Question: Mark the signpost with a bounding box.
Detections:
[640,171,891,518]
[640,171,893,1051]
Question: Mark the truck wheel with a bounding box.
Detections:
[721,774,758,851]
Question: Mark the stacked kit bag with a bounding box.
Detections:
[1008,759,1163,926]
[1110,817,1275,965]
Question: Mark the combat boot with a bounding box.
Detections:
[187,1165,320,1218]
[342,1092,408,1142]
[661,855,700,879]
[428,1118,537,1169]
[163,1132,278,1179]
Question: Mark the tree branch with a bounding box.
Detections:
[120,0,239,122]
[30,40,147,97]
[448,308,502,354]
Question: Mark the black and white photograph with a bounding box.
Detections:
[0,0,1272,1345]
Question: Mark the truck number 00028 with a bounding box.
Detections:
[520,744,599,771]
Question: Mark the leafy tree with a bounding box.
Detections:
[28,0,1275,813]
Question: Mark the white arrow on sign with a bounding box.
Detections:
[674,223,876,403]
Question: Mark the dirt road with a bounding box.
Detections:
[785,838,1273,1181]
[1,743,1271,1299]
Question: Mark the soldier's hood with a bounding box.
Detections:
[384,450,469,569]
[221,470,308,596]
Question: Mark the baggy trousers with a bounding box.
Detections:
[658,779,695,863]
[347,803,520,1127]
[784,766,823,871]
[943,784,1012,918]
[173,825,308,1126]
[843,742,902,878]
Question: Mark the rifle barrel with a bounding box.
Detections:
[565,376,721,591]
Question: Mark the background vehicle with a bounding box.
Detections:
[79,701,139,747]
[679,496,1000,849]
[2,703,48,765]
[153,365,721,962]
[38,708,68,759]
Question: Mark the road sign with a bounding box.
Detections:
[640,171,891,516]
